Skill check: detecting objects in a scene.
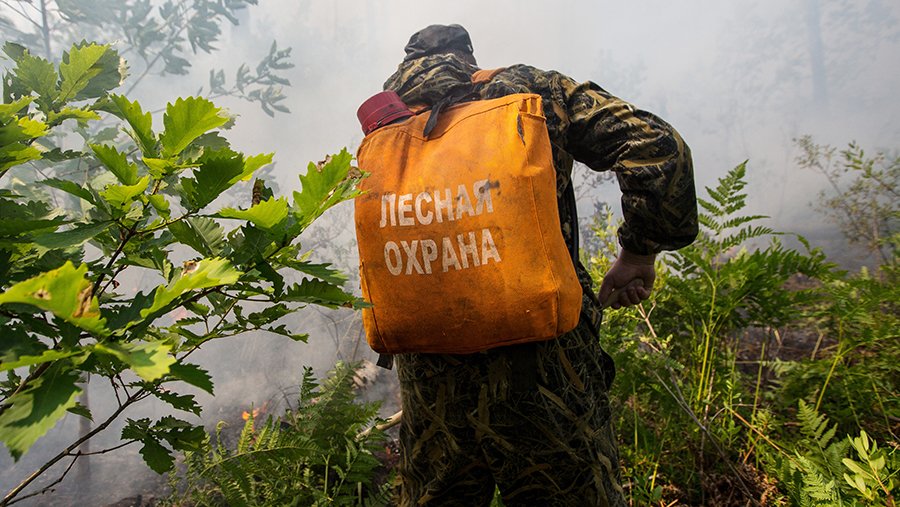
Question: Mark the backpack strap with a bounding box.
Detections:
[422,68,508,138]
[376,353,393,370]
[472,67,506,84]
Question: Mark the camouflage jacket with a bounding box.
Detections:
[384,55,698,322]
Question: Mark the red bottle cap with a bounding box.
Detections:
[357,91,414,135]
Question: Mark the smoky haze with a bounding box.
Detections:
[1,0,898,504]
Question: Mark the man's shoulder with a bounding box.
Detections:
[481,64,565,98]
[494,63,558,81]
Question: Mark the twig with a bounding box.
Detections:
[65,440,137,457]
[1,390,148,506]
[6,454,78,506]
[356,411,402,441]
[109,377,122,408]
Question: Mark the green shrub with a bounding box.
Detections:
[164,362,393,507]
[0,41,361,504]
[586,161,896,504]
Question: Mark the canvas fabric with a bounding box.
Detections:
[355,93,582,354]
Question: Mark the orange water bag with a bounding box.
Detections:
[355,93,582,354]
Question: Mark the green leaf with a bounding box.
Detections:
[244,303,293,327]
[0,349,83,372]
[90,144,139,185]
[142,157,174,179]
[47,107,100,126]
[152,388,201,416]
[139,437,174,474]
[148,194,170,218]
[0,261,107,334]
[0,97,33,121]
[179,150,243,209]
[0,366,81,460]
[159,97,229,157]
[283,278,361,309]
[0,117,48,146]
[0,217,64,236]
[140,258,242,317]
[40,148,85,163]
[32,221,113,250]
[67,403,92,421]
[842,458,869,477]
[167,217,225,257]
[100,175,150,210]
[154,416,205,452]
[12,52,58,103]
[292,149,359,229]
[1,325,48,363]
[217,196,289,231]
[192,131,230,151]
[0,142,42,174]
[93,341,175,381]
[229,224,277,265]
[237,152,273,183]
[264,325,309,342]
[280,259,347,285]
[105,289,155,331]
[168,363,214,395]
[2,42,27,64]
[59,43,124,102]
[255,261,284,295]
[104,94,156,156]
[40,178,96,205]
[185,302,210,316]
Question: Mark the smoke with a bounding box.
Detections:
[2,0,899,503]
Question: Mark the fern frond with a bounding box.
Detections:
[165,362,391,506]
[797,400,832,447]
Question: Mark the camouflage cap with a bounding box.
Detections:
[403,24,475,63]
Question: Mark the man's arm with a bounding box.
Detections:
[556,74,698,306]
[598,250,656,309]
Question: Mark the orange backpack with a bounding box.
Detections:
[354,88,582,354]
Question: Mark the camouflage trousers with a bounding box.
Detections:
[396,319,627,507]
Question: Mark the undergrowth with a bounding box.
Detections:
[158,157,898,506]
[587,161,898,506]
[162,362,393,507]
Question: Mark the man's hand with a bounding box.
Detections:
[598,250,657,309]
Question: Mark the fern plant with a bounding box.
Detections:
[165,362,393,507]
[764,401,898,507]
[640,161,831,422]
[587,161,835,504]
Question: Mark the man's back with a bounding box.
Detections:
[366,24,696,506]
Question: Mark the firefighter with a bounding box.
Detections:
[380,24,698,506]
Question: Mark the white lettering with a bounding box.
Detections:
[401,240,424,274]
[421,239,438,274]
[384,241,402,275]
[481,228,501,264]
[415,192,433,225]
[455,184,475,220]
[380,194,396,228]
[474,179,494,214]
[441,236,461,272]
[457,231,480,268]
[397,193,414,226]
[382,229,500,276]
[434,188,454,223]
[380,181,497,228]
